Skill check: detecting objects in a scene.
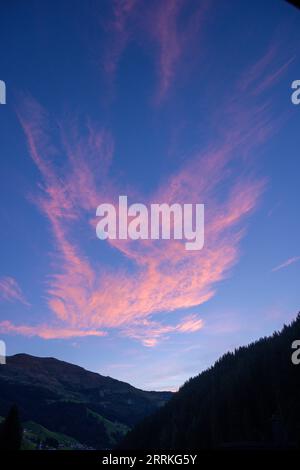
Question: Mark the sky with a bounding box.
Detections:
[0,0,300,391]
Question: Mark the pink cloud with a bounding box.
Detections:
[99,3,294,106]
[99,0,209,102]
[148,0,209,102]
[0,320,105,339]
[253,57,295,96]
[7,37,290,344]
[0,276,30,307]
[238,44,277,92]
[272,256,300,272]
[9,90,269,344]
[238,40,295,96]
[101,0,137,79]
[150,0,185,101]
[176,315,204,333]
[123,314,204,347]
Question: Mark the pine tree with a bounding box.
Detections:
[0,404,23,450]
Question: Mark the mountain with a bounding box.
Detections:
[120,314,300,450]
[0,354,172,449]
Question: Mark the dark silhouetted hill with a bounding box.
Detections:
[119,314,300,450]
[0,354,172,449]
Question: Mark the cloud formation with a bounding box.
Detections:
[100,0,209,102]
[0,276,30,307]
[6,85,267,346]
[0,320,105,339]
[272,256,300,272]
[0,5,294,347]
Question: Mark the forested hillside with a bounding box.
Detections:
[0,354,172,449]
[120,314,300,449]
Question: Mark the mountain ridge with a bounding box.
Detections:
[119,313,300,450]
[4,353,165,394]
[0,353,172,449]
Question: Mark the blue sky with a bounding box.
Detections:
[0,0,300,391]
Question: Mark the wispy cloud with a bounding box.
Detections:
[1,18,291,345]
[0,321,105,339]
[272,256,300,272]
[148,0,209,102]
[100,2,294,104]
[8,88,267,344]
[123,314,204,347]
[102,0,137,79]
[238,35,295,97]
[0,276,30,307]
[99,0,210,102]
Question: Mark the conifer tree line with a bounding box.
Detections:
[120,314,300,449]
[0,404,23,451]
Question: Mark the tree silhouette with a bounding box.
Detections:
[119,313,300,450]
[0,404,23,450]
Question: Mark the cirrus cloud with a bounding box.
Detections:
[1,19,293,345]
[0,276,30,307]
[5,89,266,345]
